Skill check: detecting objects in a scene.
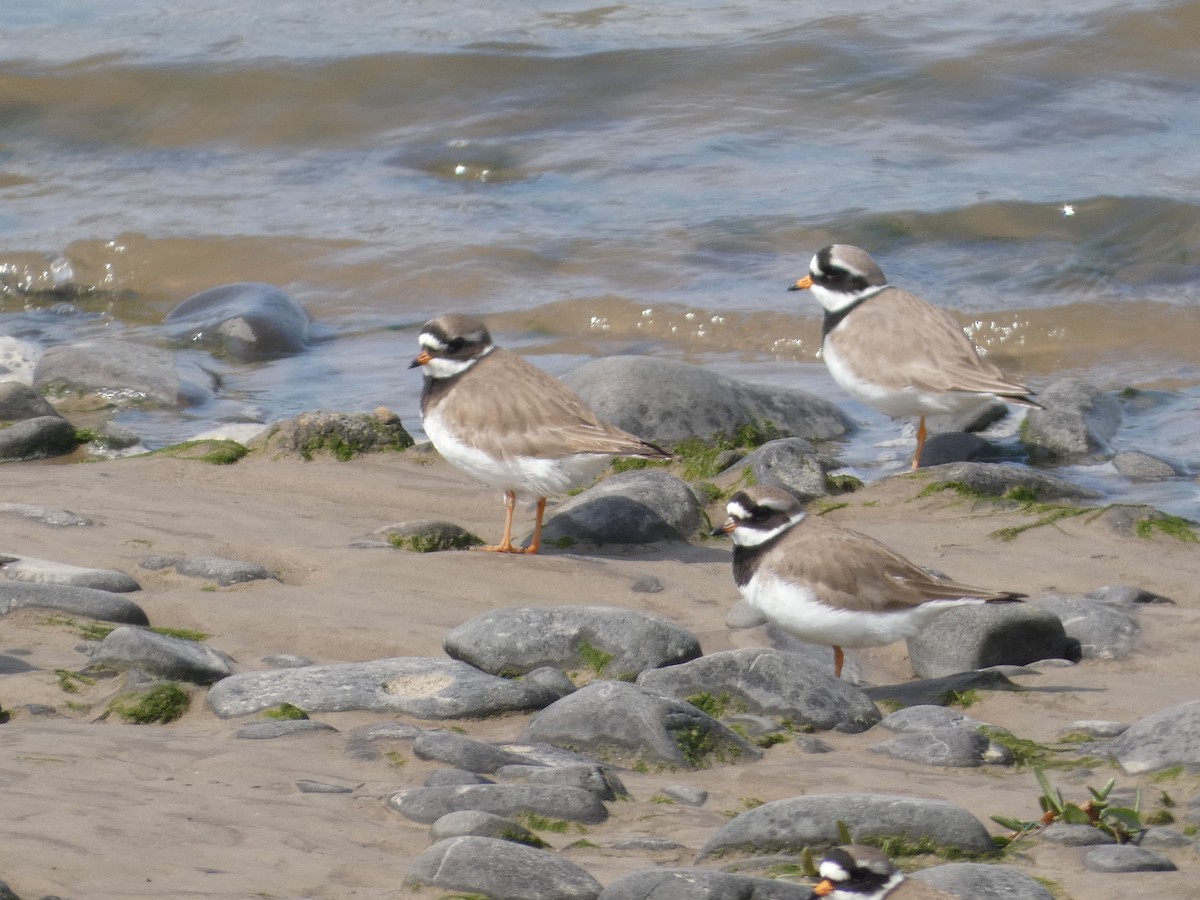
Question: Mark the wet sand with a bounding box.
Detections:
[1,453,1197,899]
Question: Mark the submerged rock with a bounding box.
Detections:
[164,282,311,361]
[33,338,215,408]
[1022,379,1121,461]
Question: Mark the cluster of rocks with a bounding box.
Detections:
[2,551,1195,897]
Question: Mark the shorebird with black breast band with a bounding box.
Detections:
[410,313,670,554]
[713,485,1023,678]
[789,244,1040,468]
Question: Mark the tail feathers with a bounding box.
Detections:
[1002,393,1043,410]
[984,591,1026,603]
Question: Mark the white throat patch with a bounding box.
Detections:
[810,281,887,314]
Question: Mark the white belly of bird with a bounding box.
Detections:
[743,571,987,649]
[822,340,992,419]
[423,408,610,498]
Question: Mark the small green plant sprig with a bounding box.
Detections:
[991,766,1144,846]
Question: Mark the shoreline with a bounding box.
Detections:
[1,452,1197,899]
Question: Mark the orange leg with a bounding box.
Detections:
[833,646,845,678]
[911,415,928,469]
[478,490,519,553]
[525,497,547,554]
[477,493,547,554]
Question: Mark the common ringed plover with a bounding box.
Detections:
[410,314,669,553]
[789,244,1040,468]
[713,486,1022,677]
[815,845,958,899]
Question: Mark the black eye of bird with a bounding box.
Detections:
[447,337,465,352]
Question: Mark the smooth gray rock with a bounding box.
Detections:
[405,836,602,899]
[0,556,139,593]
[721,438,827,502]
[520,666,578,700]
[726,599,768,630]
[138,554,277,586]
[1031,590,1141,660]
[630,575,664,593]
[0,415,77,461]
[164,282,311,360]
[906,603,1073,679]
[342,721,423,761]
[523,681,761,770]
[0,581,148,624]
[296,779,354,794]
[1139,827,1196,849]
[207,657,559,719]
[0,502,91,527]
[1113,449,1183,480]
[916,431,994,467]
[1039,823,1116,846]
[429,810,546,846]
[413,730,545,774]
[0,380,58,421]
[912,461,1101,501]
[494,764,626,801]
[236,720,337,739]
[388,783,608,825]
[1083,845,1177,873]
[868,728,1011,767]
[425,769,493,787]
[561,356,851,446]
[1022,379,1121,460]
[878,705,987,733]
[539,470,704,545]
[34,338,214,408]
[91,626,236,685]
[248,409,413,459]
[865,669,1021,709]
[660,786,708,806]
[598,869,813,899]
[697,794,995,859]
[912,862,1056,899]
[637,648,881,734]
[1105,698,1200,775]
[445,605,701,681]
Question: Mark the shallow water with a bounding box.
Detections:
[2,1,1198,516]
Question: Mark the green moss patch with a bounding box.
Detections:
[109,683,190,724]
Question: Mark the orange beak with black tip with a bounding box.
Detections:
[711,516,737,537]
[813,879,834,897]
[788,274,813,292]
[409,349,433,369]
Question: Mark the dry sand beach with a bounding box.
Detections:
[2,450,1198,899]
